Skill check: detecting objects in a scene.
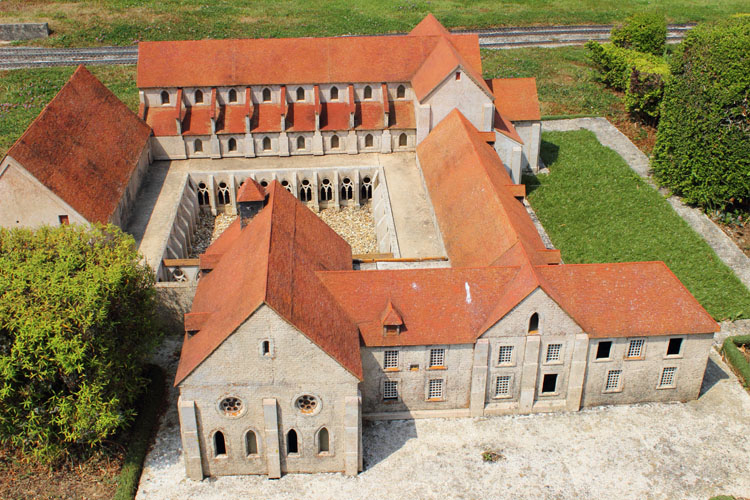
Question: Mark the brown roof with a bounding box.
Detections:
[489,77,542,121]
[236,177,265,202]
[417,109,559,268]
[5,65,152,224]
[176,181,362,385]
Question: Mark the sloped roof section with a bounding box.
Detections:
[417,109,558,268]
[409,13,451,37]
[6,65,152,224]
[236,177,265,202]
[490,77,542,121]
[176,182,362,385]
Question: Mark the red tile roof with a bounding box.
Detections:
[381,300,404,326]
[356,101,385,130]
[236,177,265,202]
[494,111,524,144]
[320,102,351,131]
[409,13,452,37]
[489,77,542,121]
[286,103,317,132]
[5,65,151,224]
[216,105,248,134]
[417,109,557,268]
[176,181,362,385]
[251,103,283,132]
[181,106,213,135]
[389,101,416,129]
[144,106,179,136]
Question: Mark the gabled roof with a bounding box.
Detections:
[417,109,559,268]
[236,177,265,202]
[380,300,404,327]
[409,13,451,37]
[4,65,152,224]
[176,182,362,385]
[489,77,542,121]
[494,111,524,144]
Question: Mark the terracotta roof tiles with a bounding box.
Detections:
[236,177,265,202]
[490,77,542,121]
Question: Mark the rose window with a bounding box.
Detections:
[220,397,243,417]
[295,395,318,414]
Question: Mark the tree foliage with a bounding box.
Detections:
[0,224,159,462]
[651,18,750,210]
[611,12,667,56]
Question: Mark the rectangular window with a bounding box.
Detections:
[494,375,511,397]
[596,341,612,360]
[545,343,562,363]
[659,367,677,388]
[428,379,443,400]
[58,215,69,225]
[604,370,622,391]
[384,350,399,369]
[498,346,514,365]
[666,338,683,356]
[383,380,398,400]
[627,339,645,358]
[541,373,558,394]
[429,348,445,368]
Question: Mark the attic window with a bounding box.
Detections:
[384,325,401,336]
[228,137,237,152]
[228,88,238,103]
[363,85,372,100]
[261,340,271,356]
[195,89,204,103]
[330,86,339,100]
[58,215,69,225]
[455,71,461,81]
[262,88,271,102]
[160,90,170,105]
[396,84,405,99]
[528,313,539,334]
[296,87,305,101]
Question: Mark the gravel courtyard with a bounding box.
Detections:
[136,344,750,500]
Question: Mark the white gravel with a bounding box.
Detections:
[136,347,750,500]
[189,213,237,257]
[316,206,377,255]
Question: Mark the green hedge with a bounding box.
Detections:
[586,41,670,119]
[611,12,668,56]
[651,18,750,210]
[722,335,750,388]
[113,364,166,500]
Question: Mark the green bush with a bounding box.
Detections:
[0,224,159,462]
[611,12,668,56]
[651,18,750,210]
[722,335,750,388]
[586,41,670,119]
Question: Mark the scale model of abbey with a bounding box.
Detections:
[0,15,718,482]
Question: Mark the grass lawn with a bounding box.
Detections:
[526,129,750,321]
[1,0,748,48]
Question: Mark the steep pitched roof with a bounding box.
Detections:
[409,13,451,37]
[489,77,542,121]
[5,65,152,224]
[176,182,362,385]
[416,109,559,268]
[236,177,265,202]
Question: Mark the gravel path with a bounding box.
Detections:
[136,348,749,500]
[317,206,377,255]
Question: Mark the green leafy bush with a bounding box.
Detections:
[722,335,750,388]
[586,41,670,119]
[651,18,750,210]
[611,12,668,56]
[0,224,159,462]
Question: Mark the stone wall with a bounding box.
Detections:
[0,23,49,41]
[514,121,542,172]
[423,68,495,133]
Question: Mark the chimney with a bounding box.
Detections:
[236,178,266,228]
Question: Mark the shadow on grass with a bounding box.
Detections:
[522,172,542,195]
[540,139,560,167]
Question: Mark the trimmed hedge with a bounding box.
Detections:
[651,18,750,210]
[722,335,750,388]
[113,364,166,500]
[611,12,668,56]
[586,41,670,119]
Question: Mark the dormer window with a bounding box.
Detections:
[363,85,372,100]
[296,87,305,101]
[384,325,401,336]
[228,88,238,103]
[194,89,203,104]
[330,86,339,100]
[262,88,271,102]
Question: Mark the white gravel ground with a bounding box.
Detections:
[136,345,750,500]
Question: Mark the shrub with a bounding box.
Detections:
[651,18,750,210]
[0,224,159,462]
[611,12,668,56]
[722,335,750,388]
[586,41,670,119]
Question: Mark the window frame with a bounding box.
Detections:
[540,372,559,396]
[493,374,513,399]
[244,428,261,457]
[211,429,228,458]
[497,345,515,366]
[603,369,623,393]
[665,337,684,358]
[382,379,399,401]
[544,343,563,365]
[316,426,332,456]
[426,378,444,401]
[595,340,613,361]
[657,366,678,389]
[383,350,399,371]
[625,338,646,360]
[428,347,446,369]
[286,428,300,456]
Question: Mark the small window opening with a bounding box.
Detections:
[384,350,398,369]
[498,345,513,364]
[340,177,353,200]
[281,179,292,192]
[605,370,622,391]
[455,71,461,81]
[396,84,405,99]
[287,430,298,455]
[318,427,330,454]
[260,180,268,187]
[320,178,332,201]
[495,375,511,397]
[214,431,227,456]
[429,348,445,368]
[398,133,407,147]
[363,85,372,100]
[528,313,539,334]
[194,139,203,153]
[667,338,683,356]
[330,86,339,100]
[541,373,558,394]
[262,136,271,151]
[228,137,237,152]
[659,367,677,387]
[627,338,645,358]
[217,182,230,205]
[361,176,373,200]
[160,90,170,105]
[262,88,271,102]
[245,430,258,455]
[194,89,204,103]
[297,136,306,150]
[299,179,312,202]
[228,88,238,103]
[365,134,373,148]
[545,343,562,363]
[383,380,398,400]
[197,182,210,205]
[262,340,270,356]
[296,87,305,101]
[58,215,69,225]
[331,135,340,149]
[596,341,612,360]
